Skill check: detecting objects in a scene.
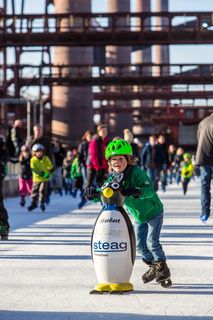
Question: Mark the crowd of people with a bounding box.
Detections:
[0,112,212,290]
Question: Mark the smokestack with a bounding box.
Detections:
[132,0,152,135]
[52,0,93,144]
[105,0,132,136]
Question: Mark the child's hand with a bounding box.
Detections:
[84,186,99,200]
[43,172,50,179]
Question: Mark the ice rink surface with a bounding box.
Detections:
[0,179,213,320]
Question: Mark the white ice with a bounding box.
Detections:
[0,179,213,320]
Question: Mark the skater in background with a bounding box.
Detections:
[157,135,168,192]
[141,135,164,191]
[70,154,85,209]
[28,143,54,212]
[123,128,140,164]
[167,144,176,184]
[181,153,194,195]
[50,140,66,196]
[18,145,32,207]
[62,150,74,195]
[195,112,213,223]
[0,135,10,240]
[173,147,184,184]
[7,119,23,162]
[86,124,108,188]
[85,139,172,287]
[78,130,93,187]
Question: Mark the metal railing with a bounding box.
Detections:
[0,12,213,45]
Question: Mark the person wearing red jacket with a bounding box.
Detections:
[86,124,108,188]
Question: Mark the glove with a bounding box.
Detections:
[43,172,50,179]
[122,188,141,198]
[84,186,99,200]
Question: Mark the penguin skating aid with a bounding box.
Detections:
[90,173,136,294]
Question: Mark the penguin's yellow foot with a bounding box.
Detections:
[91,282,133,294]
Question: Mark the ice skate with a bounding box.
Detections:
[20,196,26,207]
[40,203,46,212]
[200,214,209,223]
[142,261,157,284]
[27,203,38,211]
[0,225,9,240]
[155,261,172,288]
[78,197,87,209]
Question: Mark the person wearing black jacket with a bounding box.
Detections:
[195,113,213,223]
[0,135,10,240]
[77,130,93,186]
[141,135,166,191]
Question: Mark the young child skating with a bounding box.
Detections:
[19,145,32,207]
[181,153,194,195]
[71,156,86,209]
[85,139,172,287]
[28,143,54,212]
[62,150,73,195]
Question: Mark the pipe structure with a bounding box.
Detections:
[132,0,152,135]
[154,0,170,107]
[105,0,132,136]
[52,0,93,144]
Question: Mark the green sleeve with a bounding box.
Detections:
[132,166,156,199]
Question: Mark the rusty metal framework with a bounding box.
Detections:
[1,11,213,46]
[0,0,53,131]
[1,63,213,88]
[1,1,213,140]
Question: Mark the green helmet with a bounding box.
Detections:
[105,139,133,160]
[183,152,191,160]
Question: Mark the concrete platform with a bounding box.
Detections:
[0,179,213,320]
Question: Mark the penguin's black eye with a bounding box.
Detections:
[111,182,120,189]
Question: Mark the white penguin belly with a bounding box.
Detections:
[92,209,133,284]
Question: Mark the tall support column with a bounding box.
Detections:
[52,0,93,144]
[106,0,132,136]
[132,0,152,135]
[154,0,170,107]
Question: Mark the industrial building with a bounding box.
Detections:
[1,0,213,147]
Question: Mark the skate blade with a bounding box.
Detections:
[90,289,129,295]
[157,278,172,288]
[90,290,109,295]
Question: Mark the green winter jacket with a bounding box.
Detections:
[122,165,163,223]
[30,155,53,182]
[70,157,82,179]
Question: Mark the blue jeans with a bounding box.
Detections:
[200,166,213,216]
[134,211,166,262]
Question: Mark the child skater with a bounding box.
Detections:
[62,150,73,195]
[181,152,194,195]
[19,145,32,207]
[70,155,86,209]
[28,143,54,212]
[85,139,172,287]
